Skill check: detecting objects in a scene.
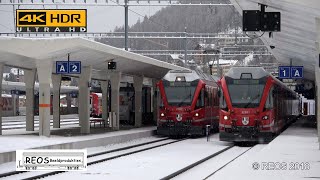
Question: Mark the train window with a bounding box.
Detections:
[159,97,164,108]
[219,92,228,110]
[265,87,274,109]
[204,90,209,106]
[196,89,205,109]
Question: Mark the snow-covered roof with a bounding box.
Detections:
[0,37,188,80]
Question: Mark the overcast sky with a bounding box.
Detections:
[0,1,164,33]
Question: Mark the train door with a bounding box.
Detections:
[273,86,280,132]
[303,102,308,115]
[204,85,211,127]
[209,87,213,128]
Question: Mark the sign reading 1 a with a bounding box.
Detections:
[278,66,303,79]
[56,61,81,74]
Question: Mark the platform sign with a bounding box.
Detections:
[69,61,81,74]
[56,61,69,74]
[278,66,303,79]
[291,66,303,79]
[56,61,81,74]
[278,66,291,79]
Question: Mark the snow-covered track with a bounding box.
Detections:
[203,146,254,179]
[160,145,235,180]
[0,137,187,180]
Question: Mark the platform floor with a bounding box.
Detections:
[211,118,320,180]
[0,125,156,153]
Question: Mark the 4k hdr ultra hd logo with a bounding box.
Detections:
[16,9,87,32]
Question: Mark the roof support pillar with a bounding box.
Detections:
[152,79,158,126]
[316,17,320,150]
[25,69,36,131]
[52,74,61,128]
[101,80,109,126]
[79,66,92,134]
[133,76,143,127]
[110,72,121,130]
[0,63,4,135]
[36,60,52,137]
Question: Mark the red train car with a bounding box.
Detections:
[90,93,102,117]
[219,67,300,142]
[157,69,219,136]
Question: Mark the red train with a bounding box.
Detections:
[90,93,103,117]
[157,69,219,136]
[218,67,300,142]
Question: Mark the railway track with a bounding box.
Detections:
[0,137,187,180]
[160,145,255,180]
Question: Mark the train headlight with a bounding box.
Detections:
[160,113,165,117]
[223,116,229,120]
[195,113,199,117]
[262,115,268,120]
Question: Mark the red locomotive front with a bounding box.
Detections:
[157,69,219,136]
[219,67,300,142]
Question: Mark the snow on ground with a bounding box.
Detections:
[0,136,164,174]
[173,145,266,180]
[45,135,231,180]
[209,126,320,180]
[86,136,164,155]
[0,126,155,153]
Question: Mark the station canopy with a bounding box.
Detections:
[231,0,320,80]
[0,37,187,80]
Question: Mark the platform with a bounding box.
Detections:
[0,126,156,164]
[211,118,320,180]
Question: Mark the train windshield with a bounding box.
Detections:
[227,79,265,108]
[164,86,196,106]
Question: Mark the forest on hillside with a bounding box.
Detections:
[96,0,276,66]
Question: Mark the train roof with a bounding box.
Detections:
[225,67,269,79]
[163,69,215,82]
[225,66,298,96]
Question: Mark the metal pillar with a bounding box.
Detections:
[36,60,52,137]
[0,63,4,135]
[133,76,143,127]
[316,17,320,149]
[184,27,187,66]
[52,74,61,128]
[109,72,121,130]
[78,66,92,134]
[217,47,222,77]
[25,69,36,131]
[124,0,129,51]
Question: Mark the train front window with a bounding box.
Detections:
[227,79,265,108]
[164,86,196,106]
